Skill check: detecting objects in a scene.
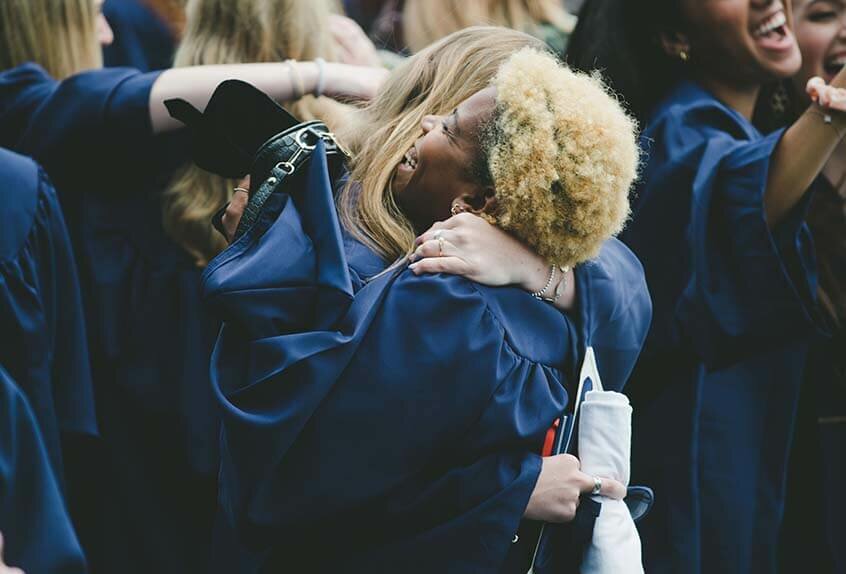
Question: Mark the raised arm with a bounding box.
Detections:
[765,69,846,226]
[149,61,387,133]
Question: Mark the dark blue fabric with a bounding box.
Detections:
[203,145,651,572]
[623,81,821,574]
[0,364,87,573]
[0,63,218,573]
[0,147,96,487]
[103,0,177,72]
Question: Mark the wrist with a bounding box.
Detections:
[521,257,553,294]
[294,61,319,99]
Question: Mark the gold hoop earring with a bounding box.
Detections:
[679,50,689,62]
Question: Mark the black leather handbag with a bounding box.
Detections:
[164,79,349,242]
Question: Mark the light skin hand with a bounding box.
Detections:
[409,214,576,311]
[524,454,626,523]
[221,175,250,243]
[329,14,384,69]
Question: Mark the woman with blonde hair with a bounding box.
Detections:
[201,26,651,570]
[164,0,353,268]
[0,0,383,572]
[402,0,576,55]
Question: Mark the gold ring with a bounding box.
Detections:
[233,187,249,195]
[437,236,444,257]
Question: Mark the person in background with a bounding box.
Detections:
[0,138,96,499]
[568,0,842,572]
[0,0,383,572]
[102,0,184,71]
[755,1,846,571]
[403,0,576,56]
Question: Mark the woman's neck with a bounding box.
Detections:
[696,75,761,121]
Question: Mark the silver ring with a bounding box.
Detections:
[437,236,444,257]
[591,475,602,496]
[233,187,249,195]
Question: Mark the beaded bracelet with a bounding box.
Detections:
[531,265,557,300]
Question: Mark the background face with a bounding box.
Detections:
[792,0,846,104]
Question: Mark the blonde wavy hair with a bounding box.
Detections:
[337,26,547,262]
[0,0,101,79]
[164,0,349,266]
[403,0,575,54]
[485,48,638,267]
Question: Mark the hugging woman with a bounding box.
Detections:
[201,27,651,571]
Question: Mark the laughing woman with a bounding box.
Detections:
[759,1,846,570]
[568,1,846,573]
[203,27,651,571]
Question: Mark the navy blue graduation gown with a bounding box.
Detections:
[0,364,87,573]
[0,63,218,573]
[622,81,821,574]
[0,147,96,487]
[203,146,652,572]
[103,0,177,72]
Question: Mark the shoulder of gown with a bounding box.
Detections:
[0,148,97,478]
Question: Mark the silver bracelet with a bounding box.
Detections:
[531,265,557,300]
[314,57,326,98]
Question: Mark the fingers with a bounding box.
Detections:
[575,471,627,500]
[408,256,470,276]
[409,237,453,262]
[222,188,249,243]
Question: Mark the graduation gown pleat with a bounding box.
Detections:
[0,147,96,486]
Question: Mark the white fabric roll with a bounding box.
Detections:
[578,390,643,574]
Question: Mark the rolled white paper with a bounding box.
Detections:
[578,390,643,574]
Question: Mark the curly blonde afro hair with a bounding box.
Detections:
[484,48,638,268]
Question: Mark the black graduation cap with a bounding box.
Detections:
[164,79,301,179]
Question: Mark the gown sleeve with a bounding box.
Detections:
[636,102,820,367]
[0,63,183,204]
[204,147,569,570]
[0,365,87,574]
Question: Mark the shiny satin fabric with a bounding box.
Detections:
[204,143,652,572]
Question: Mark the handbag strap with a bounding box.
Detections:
[233,121,348,241]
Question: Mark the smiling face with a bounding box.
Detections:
[791,0,846,103]
[391,87,497,231]
[680,0,802,86]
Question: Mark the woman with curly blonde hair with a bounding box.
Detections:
[206,26,651,571]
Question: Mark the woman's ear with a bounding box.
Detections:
[659,31,691,61]
[455,187,497,216]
